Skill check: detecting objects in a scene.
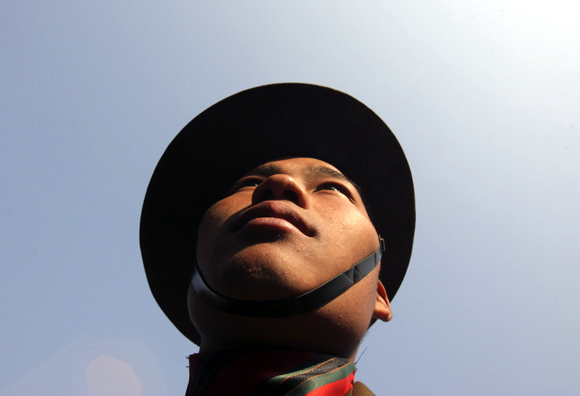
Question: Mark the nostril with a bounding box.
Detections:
[283,190,298,203]
[260,189,273,201]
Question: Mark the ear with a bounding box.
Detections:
[372,280,392,322]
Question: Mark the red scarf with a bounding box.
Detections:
[186,348,356,396]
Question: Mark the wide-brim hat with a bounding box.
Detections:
[140,83,415,345]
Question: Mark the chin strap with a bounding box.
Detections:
[191,238,385,318]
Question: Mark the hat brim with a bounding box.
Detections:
[140,83,415,345]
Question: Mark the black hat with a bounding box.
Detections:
[140,83,415,344]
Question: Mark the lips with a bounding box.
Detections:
[231,201,316,237]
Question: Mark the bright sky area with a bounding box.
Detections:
[1,1,579,395]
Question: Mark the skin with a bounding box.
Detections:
[188,157,392,361]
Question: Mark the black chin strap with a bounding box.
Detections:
[191,238,385,318]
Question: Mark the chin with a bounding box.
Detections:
[205,252,311,301]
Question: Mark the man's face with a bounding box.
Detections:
[195,157,380,301]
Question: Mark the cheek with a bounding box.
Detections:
[196,199,236,262]
[320,204,377,248]
[339,217,377,260]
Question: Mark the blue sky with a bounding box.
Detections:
[2,1,579,395]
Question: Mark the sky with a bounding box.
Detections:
[1,1,579,395]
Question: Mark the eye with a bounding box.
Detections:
[229,177,262,194]
[320,184,340,192]
[317,183,354,201]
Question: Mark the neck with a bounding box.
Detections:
[192,303,364,362]
[200,344,359,364]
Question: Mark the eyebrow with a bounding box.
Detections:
[242,163,362,193]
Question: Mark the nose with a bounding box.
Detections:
[251,174,310,208]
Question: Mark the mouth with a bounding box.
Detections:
[231,201,316,237]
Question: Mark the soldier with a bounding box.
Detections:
[141,83,415,395]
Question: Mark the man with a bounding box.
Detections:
[140,83,415,395]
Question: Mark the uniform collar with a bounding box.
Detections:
[185,348,356,396]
